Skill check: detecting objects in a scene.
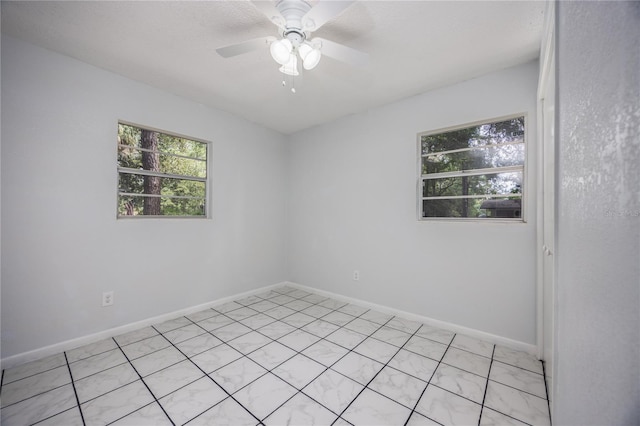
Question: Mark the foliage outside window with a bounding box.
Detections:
[117,123,208,218]
[419,116,525,220]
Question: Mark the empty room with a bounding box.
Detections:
[1,1,638,425]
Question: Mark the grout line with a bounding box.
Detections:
[63,352,87,426]
[477,344,496,426]
[403,332,457,426]
[112,338,176,426]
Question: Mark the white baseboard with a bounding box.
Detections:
[284,281,538,356]
[2,280,538,370]
[1,282,286,370]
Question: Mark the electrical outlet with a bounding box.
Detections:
[353,270,360,281]
[102,291,114,307]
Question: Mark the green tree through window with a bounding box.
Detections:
[117,123,208,217]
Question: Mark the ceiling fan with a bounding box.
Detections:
[216,0,368,79]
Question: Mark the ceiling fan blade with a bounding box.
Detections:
[302,1,355,32]
[251,0,286,29]
[313,37,368,67]
[216,36,276,58]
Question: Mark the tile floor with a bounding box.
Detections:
[0,286,551,425]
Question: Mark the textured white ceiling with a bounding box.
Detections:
[1,1,546,134]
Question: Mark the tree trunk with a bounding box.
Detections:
[461,176,469,217]
[141,130,161,215]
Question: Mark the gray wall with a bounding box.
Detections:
[288,62,539,345]
[1,36,289,358]
[555,2,640,424]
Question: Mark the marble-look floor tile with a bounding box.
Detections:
[277,329,320,352]
[301,293,328,304]
[153,317,192,334]
[301,304,334,319]
[451,334,494,358]
[187,397,258,426]
[386,317,422,334]
[342,388,411,426]
[162,323,205,344]
[1,353,67,385]
[284,299,314,311]
[441,347,491,378]
[325,328,367,350]
[415,324,455,345]
[489,361,547,398]
[302,340,349,367]
[337,304,369,317]
[493,346,544,375]
[210,322,252,342]
[387,349,439,382]
[257,320,297,340]
[254,290,281,300]
[0,383,77,426]
[249,300,279,313]
[239,313,276,330]
[159,377,227,425]
[371,326,412,347]
[415,384,482,426]
[185,308,217,323]
[69,349,128,380]
[303,369,364,415]
[332,352,384,385]
[35,406,84,426]
[190,344,242,373]
[344,318,381,335]
[120,335,171,360]
[214,301,244,314]
[247,341,297,370]
[233,373,298,420]
[131,346,186,377]
[66,339,118,363]
[110,402,173,425]
[235,295,263,306]
[143,360,204,399]
[264,391,337,426]
[404,335,448,361]
[74,362,139,403]
[269,294,296,305]
[288,289,312,299]
[480,407,529,425]
[81,380,155,426]
[1,365,71,407]
[405,411,441,425]
[281,312,317,328]
[368,366,427,409]
[322,311,356,327]
[318,298,348,310]
[302,319,341,338]
[431,363,487,404]
[225,306,259,321]
[196,314,234,331]
[360,310,394,325]
[114,327,159,347]
[484,380,550,426]
[273,354,326,390]
[353,337,398,364]
[175,333,222,357]
[209,357,267,394]
[227,331,273,354]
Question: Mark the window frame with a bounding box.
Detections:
[116,120,212,219]
[416,113,528,222]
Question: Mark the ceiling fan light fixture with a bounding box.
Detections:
[297,42,321,70]
[279,53,299,76]
[270,38,293,65]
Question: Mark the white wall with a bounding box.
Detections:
[555,2,640,424]
[1,36,289,358]
[288,61,539,345]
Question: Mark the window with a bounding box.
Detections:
[117,122,209,218]
[418,115,525,220]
